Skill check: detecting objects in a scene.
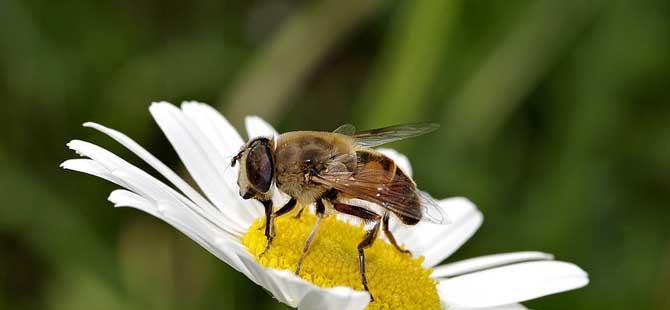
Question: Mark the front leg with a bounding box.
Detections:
[260,197,298,256]
[273,197,297,217]
[260,199,274,256]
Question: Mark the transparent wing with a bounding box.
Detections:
[418,191,450,225]
[333,123,356,136]
[352,123,439,147]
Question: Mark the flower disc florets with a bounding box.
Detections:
[243,210,441,310]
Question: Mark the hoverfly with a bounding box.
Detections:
[231,123,447,300]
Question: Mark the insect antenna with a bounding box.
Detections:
[220,152,242,177]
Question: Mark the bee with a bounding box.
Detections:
[231,123,447,300]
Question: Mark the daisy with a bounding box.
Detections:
[61,101,588,309]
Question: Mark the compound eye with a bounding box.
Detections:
[245,140,274,193]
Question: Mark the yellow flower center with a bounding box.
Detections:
[242,210,441,310]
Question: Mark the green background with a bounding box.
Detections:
[1,0,669,309]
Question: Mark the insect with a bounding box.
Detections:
[231,123,447,300]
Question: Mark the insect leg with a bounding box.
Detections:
[293,206,305,219]
[295,198,326,275]
[259,199,274,256]
[332,203,381,301]
[358,219,381,301]
[273,197,297,217]
[382,212,411,255]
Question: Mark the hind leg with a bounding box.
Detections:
[382,212,412,255]
[332,203,381,301]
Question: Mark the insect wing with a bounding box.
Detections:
[333,123,356,136]
[314,164,448,224]
[417,191,450,225]
[324,153,356,173]
[352,123,439,147]
[313,168,415,220]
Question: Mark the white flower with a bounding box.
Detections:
[61,101,588,310]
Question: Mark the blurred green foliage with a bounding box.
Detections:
[1,0,669,309]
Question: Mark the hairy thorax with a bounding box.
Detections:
[274,131,355,203]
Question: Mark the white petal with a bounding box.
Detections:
[298,286,369,310]
[82,122,218,215]
[179,102,264,220]
[267,270,317,307]
[64,139,244,235]
[61,159,117,184]
[438,261,589,308]
[109,169,235,241]
[108,189,148,208]
[238,256,369,310]
[181,101,244,153]
[450,303,528,310]
[432,252,554,279]
[376,148,412,177]
[180,102,245,192]
[108,189,255,280]
[64,139,257,282]
[390,197,483,267]
[245,115,278,139]
[238,256,303,306]
[149,102,259,228]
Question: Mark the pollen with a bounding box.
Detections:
[242,210,442,310]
